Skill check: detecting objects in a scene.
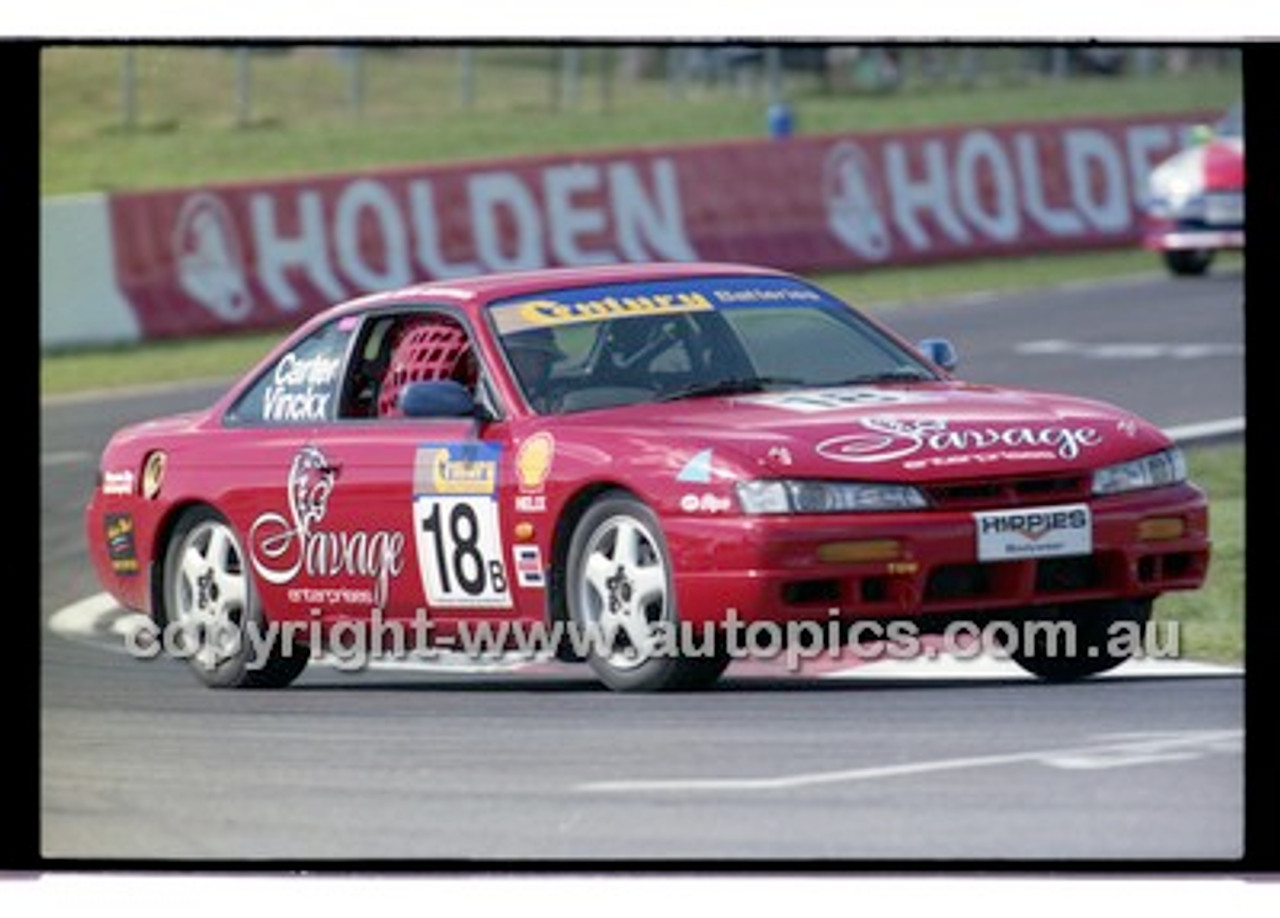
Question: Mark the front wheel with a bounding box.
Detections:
[160,506,308,688]
[1004,599,1152,682]
[564,492,725,692]
[1163,249,1214,277]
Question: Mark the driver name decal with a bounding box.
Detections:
[262,351,342,422]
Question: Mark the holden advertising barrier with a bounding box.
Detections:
[41,111,1209,347]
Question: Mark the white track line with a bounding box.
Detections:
[819,653,1241,681]
[48,591,123,637]
[577,729,1242,793]
[40,375,233,408]
[41,449,93,467]
[1165,416,1245,443]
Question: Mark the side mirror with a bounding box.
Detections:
[400,380,480,419]
[916,337,958,372]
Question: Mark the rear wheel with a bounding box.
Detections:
[161,506,308,688]
[565,492,726,692]
[1163,249,1214,277]
[1004,599,1152,682]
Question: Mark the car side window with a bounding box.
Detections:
[225,319,354,426]
[339,315,399,419]
[339,311,482,420]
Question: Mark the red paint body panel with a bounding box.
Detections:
[85,262,1210,653]
[1202,140,1245,192]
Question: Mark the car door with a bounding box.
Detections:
[309,307,522,644]
[218,315,364,629]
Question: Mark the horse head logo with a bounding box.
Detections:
[823,141,892,262]
[173,192,254,322]
[287,446,335,532]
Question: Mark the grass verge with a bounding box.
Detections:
[1153,442,1244,665]
[40,47,1241,195]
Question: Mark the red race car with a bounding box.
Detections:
[1142,102,1245,276]
[85,262,1210,691]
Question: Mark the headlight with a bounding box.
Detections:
[736,480,928,514]
[1148,167,1204,219]
[1091,448,1187,496]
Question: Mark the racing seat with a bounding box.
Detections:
[376,317,477,418]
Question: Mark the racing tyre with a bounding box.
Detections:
[1163,249,1213,277]
[1004,598,1152,682]
[667,646,733,690]
[565,492,724,692]
[160,505,308,688]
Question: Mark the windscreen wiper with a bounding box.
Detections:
[822,367,935,386]
[658,376,804,402]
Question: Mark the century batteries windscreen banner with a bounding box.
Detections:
[105,111,1210,340]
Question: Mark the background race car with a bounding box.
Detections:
[1142,103,1244,276]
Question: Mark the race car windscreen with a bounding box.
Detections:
[488,274,940,414]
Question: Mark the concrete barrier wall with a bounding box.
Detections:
[41,195,142,347]
[41,110,1208,350]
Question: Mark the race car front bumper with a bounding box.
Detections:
[1144,226,1245,252]
[1143,206,1244,252]
[665,482,1210,626]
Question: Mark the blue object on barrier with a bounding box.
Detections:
[767,102,794,139]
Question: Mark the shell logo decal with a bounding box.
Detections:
[516,433,556,493]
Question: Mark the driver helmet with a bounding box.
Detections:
[377,317,474,417]
[506,328,565,374]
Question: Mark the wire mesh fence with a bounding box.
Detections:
[53,44,1243,133]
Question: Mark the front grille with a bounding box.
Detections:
[1035,556,1102,592]
[921,554,1121,605]
[925,473,1089,510]
[925,563,990,601]
[782,579,842,606]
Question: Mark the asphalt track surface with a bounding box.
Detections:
[39,269,1246,863]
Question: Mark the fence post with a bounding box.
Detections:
[598,46,613,112]
[1050,47,1069,80]
[346,47,365,116]
[548,48,558,110]
[560,47,581,110]
[1134,47,1158,77]
[959,47,979,87]
[764,45,783,106]
[120,47,137,130]
[459,46,476,109]
[234,46,252,127]
[666,46,685,101]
